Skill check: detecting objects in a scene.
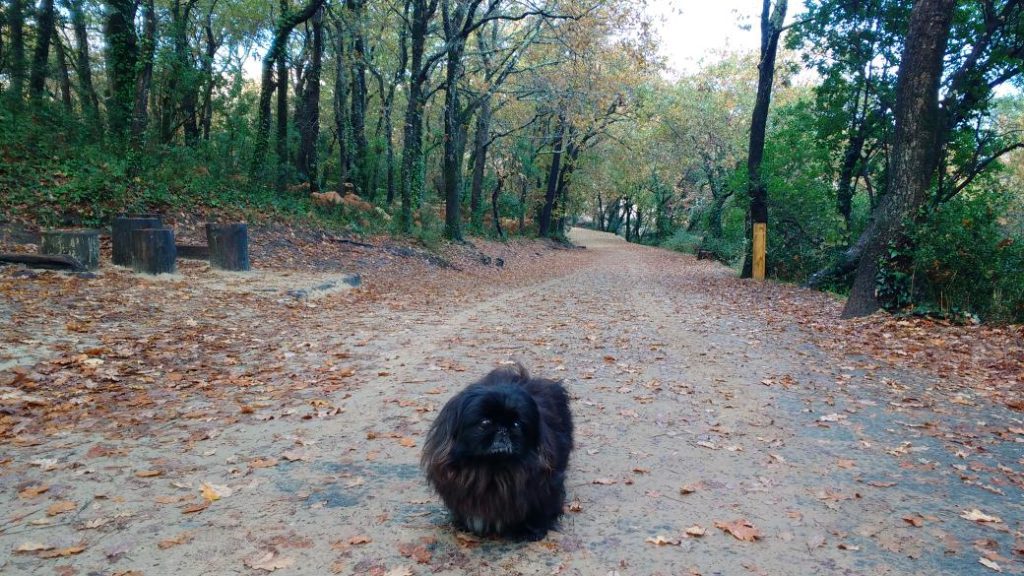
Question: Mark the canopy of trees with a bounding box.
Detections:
[1,0,1023,322]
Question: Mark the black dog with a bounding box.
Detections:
[421,363,573,540]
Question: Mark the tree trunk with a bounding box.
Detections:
[491,173,505,238]
[441,34,467,240]
[347,0,369,197]
[131,0,155,141]
[539,114,566,238]
[200,16,219,140]
[104,0,140,137]
[276,0,290,192]
[469,96,491,229]
[28,0,56,101]
[296,7,324,191]
[68,0,100,122]
[8,0,26,103]
[741,0,787,278]
[398,0,434,232]
[250,0,324,178]
[842,0,956,318]
[52,29,74,112]
[333,18,351,191]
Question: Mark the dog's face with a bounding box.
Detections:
[454,385,540,461]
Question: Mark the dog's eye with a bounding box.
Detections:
[512,421,521,429]
[479,418,492,428]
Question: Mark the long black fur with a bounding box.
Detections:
[421,363,573,540]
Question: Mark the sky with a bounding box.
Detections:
[647,0,807,77]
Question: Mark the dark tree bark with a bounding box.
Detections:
[296,7,324,191]
[29,0,57,101]
[469,96,491,229]
[441,0,471,240]
[103,0,140,137]
[491,171,505,237]
[8,0,26,102]
[200,9,220,140]
[275,0,290,192]
[380,0,409,205]
[52,28,73,112]
[250,0,324,178]
[332,17,351,190]
[842,0,956,318]
[398,0,439,232]
[741,0,787,278]
[347,0,369,197]
[539,114,566,238]
[131,0,156,141]
[67,0,100,121]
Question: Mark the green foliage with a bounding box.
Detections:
[906,190,1024,322]
[661,229,702,254]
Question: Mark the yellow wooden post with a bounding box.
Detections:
[753,222,766,281]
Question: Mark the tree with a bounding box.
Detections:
[741,0,787,278]
[842,0,957,317]
[251,0,325,178]
[29,0,57,101]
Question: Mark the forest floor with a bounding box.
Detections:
[1,226,1023,576]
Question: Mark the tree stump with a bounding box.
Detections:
[131,228,177,275]
[112,215,162,266]
[206,222,250,271]
[40,229,100,270]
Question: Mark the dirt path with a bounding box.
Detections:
[1,228,1022,576]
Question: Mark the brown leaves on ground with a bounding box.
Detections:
[715,519,762,542]
[46,500,76,516]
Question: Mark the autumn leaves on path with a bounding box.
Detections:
[1,227,1021,575]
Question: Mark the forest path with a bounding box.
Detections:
[1,228,1021,575]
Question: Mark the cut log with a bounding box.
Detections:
[131,228,176,275]
[40,229,100,270]
[175,244,210,260]
[206,222,250,271]
[112,215,162,266]
[0,253,86,271]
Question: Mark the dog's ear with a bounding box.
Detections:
[422,390,463,468]
[482,362,530,385]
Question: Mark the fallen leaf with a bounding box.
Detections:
[837,459,856,469]
[961,509,1003,524]
[398,437,417,448]
[38,545,87,558]
[398,542,432,564]
[47,500,77,516]
[349,535,372,545]
[134,470,162,478]
[385,567,414,576]
[979,558,1002,572]
[18,485,49,499]
[181,501,209,514]
[15,542,55,553]
[281,449,308,462]
[244,551,295,572]
[903,514,925,527]
[249,458,279,469]
[158,532,194,549]
[680,483,700,495]
[200,482,232,501]
[685,526,706,537]
[592,478,617,485]
[838,543,860,551]
[715,519,762,542]
[646,535,681,546]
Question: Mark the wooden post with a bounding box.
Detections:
[130,228,177,274]
[112,215,162,266]
[40,229,100,270]
[753,222,767,281]
[206,222,250,271]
